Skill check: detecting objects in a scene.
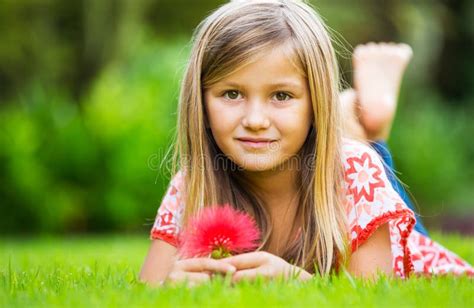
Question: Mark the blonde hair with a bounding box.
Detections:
[171,0,348,275]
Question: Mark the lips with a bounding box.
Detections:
[236,137,277,149]
[237,137,276,142]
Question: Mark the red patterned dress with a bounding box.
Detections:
[150,139,474,278]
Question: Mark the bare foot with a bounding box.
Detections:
[340,88,366,140]
[353,42,413,141]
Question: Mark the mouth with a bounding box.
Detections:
[236,138,278,149]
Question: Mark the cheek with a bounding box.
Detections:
[204,95,222,131]
[204,98,238,150]
[276,105,313,153]
[298,100,314,134]
[279,104,312,135]
[204,93,214,124]
[207,104,229,133]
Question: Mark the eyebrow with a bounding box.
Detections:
[216,80,304,89]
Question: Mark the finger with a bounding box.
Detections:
[179,258,236,274]
[221,252,269,270]
[232,268,272,283]
[185,272,211,286]
[166,271,210,286]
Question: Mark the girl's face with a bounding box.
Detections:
[204,44,313,172]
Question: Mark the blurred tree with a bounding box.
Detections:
[0,0,473,234]
[0,0,226,103]
[3,0,472,106]
[0,0,84,101]
[435,0,474,101]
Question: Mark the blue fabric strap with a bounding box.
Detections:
[370,141,429,236]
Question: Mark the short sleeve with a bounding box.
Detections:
[150,171,185,247]
[342,139,416,278]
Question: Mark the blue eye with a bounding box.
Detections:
[273,92,292,102]
[224,90,242,100]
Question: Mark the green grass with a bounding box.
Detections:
[1,233,473,307]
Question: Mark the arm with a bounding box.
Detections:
[142,171,234,286]
[348,222,392,279]
[219,226,392,283]
[139,239,177,285]
[342,140,416,278]
[221,251,313,283]
[139,239,237,287]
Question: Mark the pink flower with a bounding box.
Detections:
[179,204,261,259]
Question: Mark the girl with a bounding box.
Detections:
[140,0,474,286]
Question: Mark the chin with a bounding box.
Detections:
[231,155,288,173]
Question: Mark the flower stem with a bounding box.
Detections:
[211,247,232,259]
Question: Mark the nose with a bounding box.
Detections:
[241,99,270,130]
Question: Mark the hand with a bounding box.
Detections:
[165,257,236,287]
[221,251,313,283]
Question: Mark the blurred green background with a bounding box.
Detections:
[1,0,473,235]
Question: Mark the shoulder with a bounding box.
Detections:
[341,138,410,221]
[341,138,416,277]
[149,170,186,246]
[159,170,186,213]
[341,138,388,205]
[341,137,382,166]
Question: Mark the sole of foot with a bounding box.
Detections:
[353,42,413,141]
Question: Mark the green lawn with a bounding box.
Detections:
[1,233,473,307]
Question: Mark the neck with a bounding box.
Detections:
[240,160,301,220]
[239,161,303,256]
[245,167,297,198]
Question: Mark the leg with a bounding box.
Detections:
[340,88,366,140]
[353,42,412,141]
[345,42,429,236]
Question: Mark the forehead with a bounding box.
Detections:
[218,43,306,84]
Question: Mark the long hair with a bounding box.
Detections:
[171,0,348,275]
